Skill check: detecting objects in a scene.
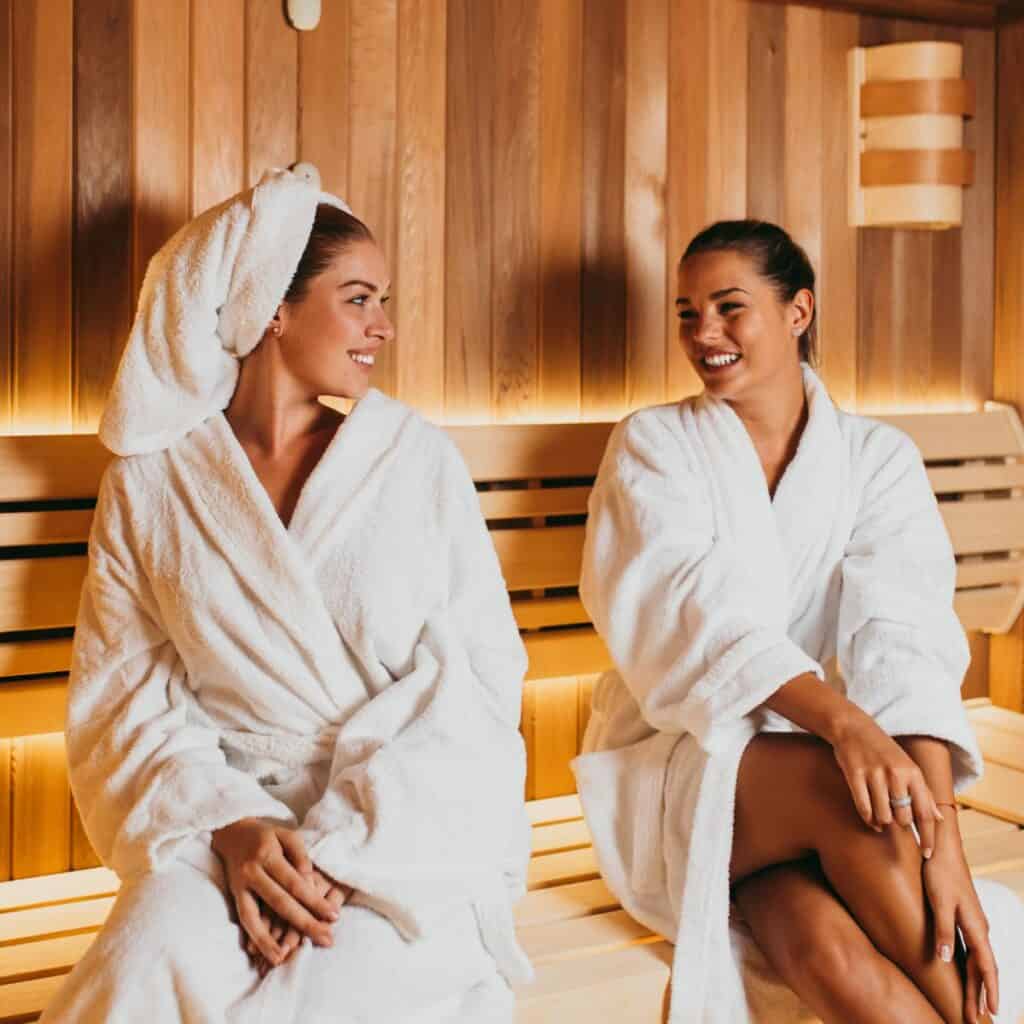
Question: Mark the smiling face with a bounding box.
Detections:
[274,239,394,400]
[675,248,812,403]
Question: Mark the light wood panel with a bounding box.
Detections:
[72,0,132,433]
[0,1,1003,429]
[11,735,69,879]
[12,0,73,433]
[0,0,11,431]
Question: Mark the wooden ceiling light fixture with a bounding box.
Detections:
[848,41,975,228]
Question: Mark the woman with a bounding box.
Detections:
[43,166,531,1023]
[573,220,1024,1023]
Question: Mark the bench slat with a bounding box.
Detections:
[954,585,1024,633]
[881,407,1024,462]
[0,681,69,741]
[512,596,590,631]
[448,423,613,483]
[531,820,592,857]
[514,878,619,928]
[0,557,85,633]
[479,487,591,520]
[515,941,672,1023]
[929,462,1024,494]
[0,869,116,915]
[526,794,583,826]
[960,761,1024,825]
[956,557,1024,589]
[0,970,64,1022]
[962,829,1024,875]
[0,436,109,502]
[518,908,657,965]
[0,932,94,986]
[0,510,94,549]
[491,526,585,591]
[0,896,115,945]
[526,847,600,891]
[523,629,611,682]
[942,498,1024,555]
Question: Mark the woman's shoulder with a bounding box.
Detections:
[835,407,922,465]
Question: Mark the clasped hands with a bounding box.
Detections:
[211,817,350,976]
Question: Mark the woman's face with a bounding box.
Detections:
[675,249,810,403]
[275,239,394,400]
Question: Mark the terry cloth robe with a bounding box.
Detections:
[573,365,1024,1023]
[44,388,532,1024]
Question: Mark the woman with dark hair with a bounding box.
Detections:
[42,167,531,1022]
[574,220,1024,1023]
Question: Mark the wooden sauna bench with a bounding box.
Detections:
[2,404,1024,1021]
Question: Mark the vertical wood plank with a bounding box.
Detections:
[492,0,540,420]
[581,0,626,419]
[395,0,446,420]
[133,0,189,296]
[73,0,133,433]
[624,0,668,411]
[577,674,597,752]
[538,0,583,419]
[245,0,298,187]
[11,734,70,878]
[746,2,786,225]
[962,630,989,702]
[991,15,1024,711]
[70,801,101,870]
[444,0,493,421]
[959,27,995,407]
[707,0,748,222]
[0,0,12,431]
[12,0,73,432]
[192,0,245,214]
[298,0,349,197]
[0,741,10,880]
[522,676,580,800]
[818,11,860,409]
[783,7,824,286]
[349,0,399,399]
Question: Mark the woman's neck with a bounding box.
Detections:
[727,363,808,495]
[224,342,339,457]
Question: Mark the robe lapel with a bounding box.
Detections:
[166,414,356,705]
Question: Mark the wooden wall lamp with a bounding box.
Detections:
[848,42,975,229]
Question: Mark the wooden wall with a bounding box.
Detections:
[0,0,997,433]
[0,0,1009,873]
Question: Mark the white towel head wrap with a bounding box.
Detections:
[99,164,354,456]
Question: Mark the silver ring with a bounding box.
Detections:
[890,794,912,809]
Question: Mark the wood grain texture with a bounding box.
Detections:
[959,27,995,405]
[132,0,189,296]
[69,804,99,871]
[991,15,1024,709]
[73,0,133,432]
[0,0,11,431]
[0,742,9,880]
[245,0,298,187]
[538,0,583,418]
[522,676,580,799]
[624,0,669,411]
[192,0,245,214]
[297,0,349,196]
[394,0,446,419]
[747,2,787,225]
[581,0,626,418]
[12,0,73,432]
[348,0,398,399]
[444,0,494,420]
[11,735,70,879]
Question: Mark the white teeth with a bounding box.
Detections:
[703,353,740,368]
[350,352,375,366]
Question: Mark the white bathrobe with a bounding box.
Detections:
[45,389,531,1024]
[573,366,1024,1023]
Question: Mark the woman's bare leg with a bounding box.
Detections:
[734,856,943,1023]
[732,734,987,1024]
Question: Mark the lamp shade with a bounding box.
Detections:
[848,41,974,229]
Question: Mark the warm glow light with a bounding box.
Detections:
[855,399,983,415]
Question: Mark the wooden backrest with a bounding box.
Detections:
[1,405,1023,739]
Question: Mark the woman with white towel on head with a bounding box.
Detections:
[573,220,1024,1024]
[41,166,531,1024]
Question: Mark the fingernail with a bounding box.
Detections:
[923,847,933,860]
[935,807,945,821]
[939,944,953,962]
[980,987,987,1017]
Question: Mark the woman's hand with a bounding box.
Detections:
[249,868,350,977]
[924,821,1000,1024]
[211,818,339,967]
[829,706,944,854]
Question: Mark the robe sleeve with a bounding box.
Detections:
[837,424,983,789]
[580,411,822,753]
[66,461,297,881]
[295,439,531,967]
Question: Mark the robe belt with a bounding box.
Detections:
[219,724,337,770]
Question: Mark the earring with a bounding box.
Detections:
[272,324,282,338]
